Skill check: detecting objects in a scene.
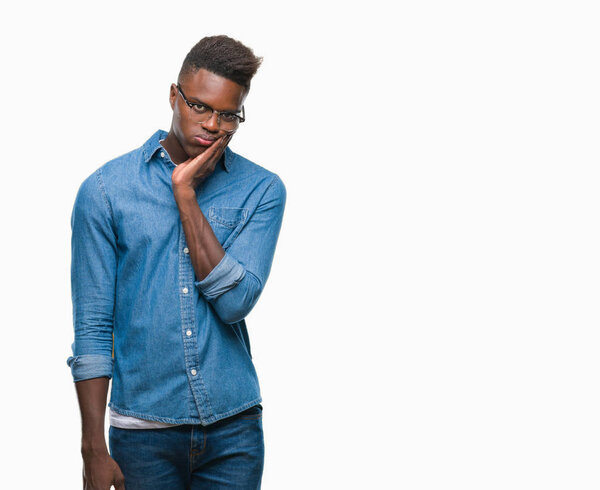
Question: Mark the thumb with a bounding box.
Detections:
[114,467,126,490]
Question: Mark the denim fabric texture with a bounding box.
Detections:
[109,405,264,489]
[67,130,286,425]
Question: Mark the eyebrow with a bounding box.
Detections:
[185,95,241,114]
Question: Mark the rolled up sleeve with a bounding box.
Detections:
[194,252,246,300]
[195,175,286,324]
[66,354,114,382]
[67,169,117,382]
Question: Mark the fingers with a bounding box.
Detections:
[221,132,233,146]
[187,134,227,166]
[192,133,232,167]
[211,132,233,152]
[210,132,232,156]
[114,467,126,490]
[214,133,233,164]
[208,134,227,155]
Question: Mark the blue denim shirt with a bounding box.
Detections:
[67,130,286,425]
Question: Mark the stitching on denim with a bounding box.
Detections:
[208,206,248,228]
[223,175,279,251]
[178,227,216,422]
[107,399,263,425]
[190,363,215,421]
[177,230,192,415]
[209,398,263,421]
[198,427,207,455]
[259,175,280,210]
[108,404,202,425]
[189,426,207,473]
[94,169,116,227]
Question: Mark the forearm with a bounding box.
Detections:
[174,189,225,281]
[75,377,110,455]
[172,174,286,325]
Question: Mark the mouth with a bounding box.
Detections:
[193,135,218,147]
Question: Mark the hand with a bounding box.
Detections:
[172,133,233,197]
[82,451,125,490]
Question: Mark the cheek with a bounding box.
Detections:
[173,112,192,138]
[173,107,185,126]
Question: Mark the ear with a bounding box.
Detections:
[169,83,177,110]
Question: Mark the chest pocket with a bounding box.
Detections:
[207,206,249,250]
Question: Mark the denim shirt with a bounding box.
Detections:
[67,130,286,425]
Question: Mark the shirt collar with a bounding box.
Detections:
[141,129,231,172]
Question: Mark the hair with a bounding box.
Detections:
[178,35,263,93]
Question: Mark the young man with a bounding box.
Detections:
[67,35,286,489]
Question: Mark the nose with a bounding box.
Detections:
[201,112,220,133]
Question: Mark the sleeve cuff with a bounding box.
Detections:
[194,252,246,301]
[67,354,114,382]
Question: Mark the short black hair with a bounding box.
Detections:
[178,35,263,93]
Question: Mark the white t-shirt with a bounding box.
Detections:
[109,408,180,429]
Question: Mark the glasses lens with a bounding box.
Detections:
[187,106,240,131]
[219,116,240,131]
[188,104,212,123]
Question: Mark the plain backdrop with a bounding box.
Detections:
[1,0,600,488]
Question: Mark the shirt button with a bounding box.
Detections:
[186,330,192,337]
[191,369,197,376]
[183,247,189,254]
[182,287,189,294]
[160,151,165,158]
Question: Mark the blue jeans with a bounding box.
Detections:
[108,405,264,489]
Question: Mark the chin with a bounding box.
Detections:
[185,144,207,159]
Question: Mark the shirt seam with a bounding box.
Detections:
[94,168,116,226]
[256,174,281,211]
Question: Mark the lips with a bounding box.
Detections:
[193,135,217,146]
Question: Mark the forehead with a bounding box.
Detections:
[179,68,246,110]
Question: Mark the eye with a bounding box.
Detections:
[221,113,238,123]
[191,103,210,114]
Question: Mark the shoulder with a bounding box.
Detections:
[77,142,147,195]
[96,146,144,183]
[227,148,286,200]
[73,143,146,215]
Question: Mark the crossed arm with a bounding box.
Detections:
[173,135,287,324]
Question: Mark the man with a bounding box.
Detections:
[67,35,286,489]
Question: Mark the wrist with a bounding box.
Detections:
[173,184,196,202]
[81,440,108,457]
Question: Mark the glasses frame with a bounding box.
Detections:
[176,84,245,129]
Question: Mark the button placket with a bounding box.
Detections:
[178,227,210,419]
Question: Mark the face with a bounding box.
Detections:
[167,68,247,161]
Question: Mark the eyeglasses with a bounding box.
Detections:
[176,84,245,131]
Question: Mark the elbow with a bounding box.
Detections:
[218,303,257,325]
[211,271,264,324]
